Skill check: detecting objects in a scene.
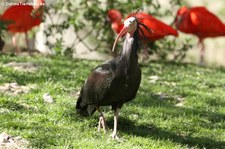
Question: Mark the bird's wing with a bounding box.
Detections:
[140,15,178,39]
[81,59,117,105]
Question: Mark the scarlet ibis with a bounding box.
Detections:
[0,0,45,54]
[76,16,146,139]
[107,9,178,57]
[173,6,225,64]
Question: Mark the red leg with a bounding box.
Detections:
[25,32,32,55]
[12,34,20,54]
[198,39,205,65]
[141,43,149,61]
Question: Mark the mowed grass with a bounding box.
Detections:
[0,54,225,148]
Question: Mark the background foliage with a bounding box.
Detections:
[44,0,193,60]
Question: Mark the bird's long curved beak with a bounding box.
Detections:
[171,16,181,29]
[106,15,110,23]
[170,18,176,27]
[112,26,128,52]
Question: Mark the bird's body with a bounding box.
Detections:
[0,0,44,53]
[1,5,41,33]
[76,23,141,116]
[76,16,142,139]
[174,6,225,64]
[175,7,225,39]
[76,52,141,116]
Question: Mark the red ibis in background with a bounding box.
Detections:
[76,15,148,139]
[173,6,225,64]
[0,0,45,54]
[107,9,178,57]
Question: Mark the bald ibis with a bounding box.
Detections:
[76,16,146,139]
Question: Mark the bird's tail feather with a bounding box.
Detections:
[75,88,96,117]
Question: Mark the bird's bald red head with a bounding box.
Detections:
[173,6,188,28]
[107,9,124,34]
[107,9,123,23]
[177,6,188,16]
[33,0,45,10]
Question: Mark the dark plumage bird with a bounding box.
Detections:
[76,16,146,139]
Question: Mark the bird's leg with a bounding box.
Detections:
[12,34,20,55]
[198,39,205,65]
[141,44,149,61]
[111,108,120,140]
[25,32,32,55]
[97,108,107,133]
[143,47,149,59]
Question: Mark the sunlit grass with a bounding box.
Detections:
[0,54,225,148]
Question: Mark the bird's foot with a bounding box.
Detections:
[140,48,149,62]
[141,53,149,62]
[111,133,122,142]
[28,50,33,56]
[14,46,21,56]
[199,53,206,66]
[199,59,205,66]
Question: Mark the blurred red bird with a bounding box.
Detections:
[173,6,225,64]
[107,9,178,56]
[0,0,45,54]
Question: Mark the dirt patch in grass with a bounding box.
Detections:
[0,82,35,95]
[3,62,39,72]
[0,132,30,149]
[155,92,186,107]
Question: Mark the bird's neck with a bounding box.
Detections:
[32,0,45,18]
[120,31,139,71]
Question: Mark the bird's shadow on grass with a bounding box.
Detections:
[107,117,225,148]
[67,93,225,148]
[103,89,225,148]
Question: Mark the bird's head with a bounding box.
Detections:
[177,6,188,16]
[31,0,45,18]
[172,6,188,28]
[112,17,137,52]
[107,9,123,23]
[107,9,123,34]
[112,14,153,52]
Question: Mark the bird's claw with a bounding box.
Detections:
[199,58,205,66]
[111,133,122,142]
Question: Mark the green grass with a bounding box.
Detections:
[0,54,225,148]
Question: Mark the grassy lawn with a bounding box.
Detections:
[0,54,225,148]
